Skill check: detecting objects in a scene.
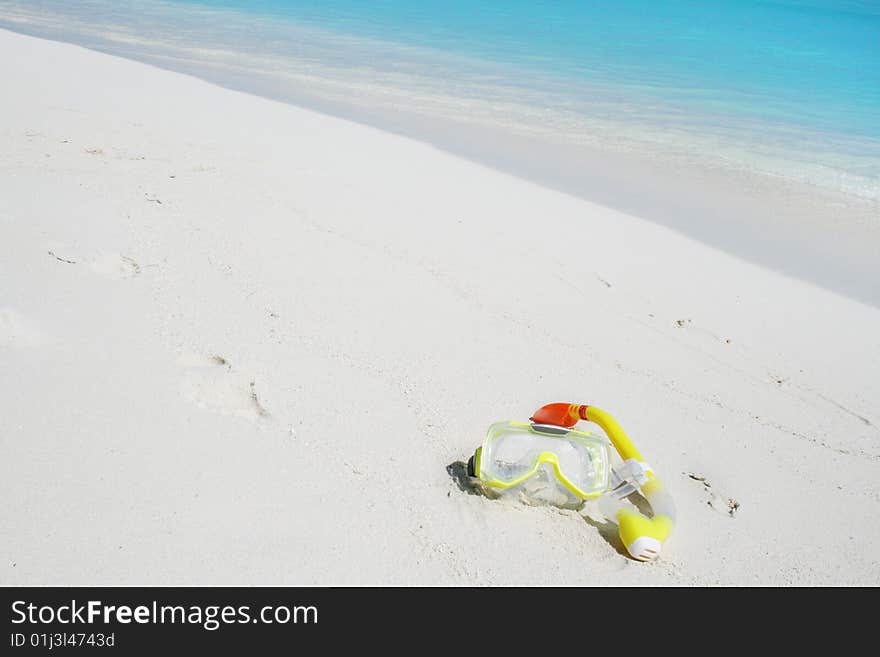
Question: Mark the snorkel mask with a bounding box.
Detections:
[468,403,675,561]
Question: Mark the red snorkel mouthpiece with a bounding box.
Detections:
[529,402,588,428]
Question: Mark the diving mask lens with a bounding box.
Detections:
[477,421,611,499]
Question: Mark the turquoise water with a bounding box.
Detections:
[1,0,879,198]
[180,0,880,139]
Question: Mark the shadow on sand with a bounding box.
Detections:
[445,461,488,497]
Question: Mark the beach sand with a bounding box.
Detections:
[1,28,878,585]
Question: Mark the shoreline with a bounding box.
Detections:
[0,12,878,307]
[2,27,879,585]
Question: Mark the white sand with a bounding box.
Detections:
[1,28,878,585]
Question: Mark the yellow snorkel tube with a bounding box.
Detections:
[528,403,675,561]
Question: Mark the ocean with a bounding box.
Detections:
[1,0,878,200]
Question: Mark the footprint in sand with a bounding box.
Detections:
[177,353,269,422]
[674,318,732,345]
[0,308,47,348]
[89,253,141,280]
[686,473,740,517]
[46,245,141,280]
